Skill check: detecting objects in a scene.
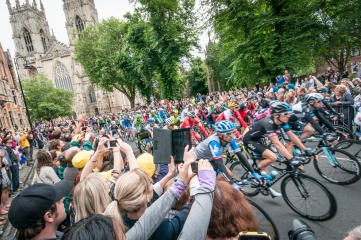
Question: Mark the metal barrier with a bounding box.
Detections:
[330,104,356,132]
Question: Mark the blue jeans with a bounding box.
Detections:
[10,163,19,191]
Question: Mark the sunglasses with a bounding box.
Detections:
[190,117,195,119]
[222,132,234,136]
[280,112,293,117]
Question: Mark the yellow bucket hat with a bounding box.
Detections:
[72,150,94,169]
[136,153,155,177]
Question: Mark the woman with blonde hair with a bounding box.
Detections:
[32,149,60,185]
[104,149,217,240]
[73,173,111,223]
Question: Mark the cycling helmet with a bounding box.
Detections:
[136,114,142,118]
[316,87,329,94]
[187,111,196,117]
[270,101,292,114]
[209,101,215,106]
[111,121,116,125]
[228,101,238,107]
[239,102,248,110]
[304,93,324,102]
[172,109,179,114]
[214,120,235,133]
[215,103,222,108]
[148,118,155,123]
[158,108,164,112]
[151,110,156,113]
[165,118,173,126]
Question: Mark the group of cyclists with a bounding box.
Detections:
[79,84,352,197]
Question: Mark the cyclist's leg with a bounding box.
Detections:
[244,139,276,172]
[300,123,314,139]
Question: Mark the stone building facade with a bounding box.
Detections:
[316,49,361,77]
[6,0,137,117]
[0,42,28,129]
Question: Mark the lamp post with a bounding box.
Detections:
[14,57,32,129]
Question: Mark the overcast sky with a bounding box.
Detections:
[0,0,205,60]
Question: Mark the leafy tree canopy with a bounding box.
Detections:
[22,73,73,121]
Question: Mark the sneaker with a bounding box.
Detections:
[269,188,282,198]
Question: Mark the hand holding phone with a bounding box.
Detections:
[108,140,118,148]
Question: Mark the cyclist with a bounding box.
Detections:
[149,110,161,124]
[181,104,194,121]
[97,116,105,130]
[170,109,181,127]
[206,103,223,133]
[216,101,247,136]
[163,118,178,130]
[195,104,207,121]
[133,114,144,136]
[110,121,121,139]
[295,93,347,141]
[195,120,262,191]
[144,118,158,153]
[180,111,209,143]
[243,101,315,189]
[157,108,169,124]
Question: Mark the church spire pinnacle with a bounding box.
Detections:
[6,0,12,12]
[40,0,45,11]
[33,0,38,9]
[15,0,20,9]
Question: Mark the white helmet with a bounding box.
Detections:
[165,118,173,126]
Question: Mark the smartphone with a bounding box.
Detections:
[191,160,199,173]
[238,232,271,240]
[108,140,118,148]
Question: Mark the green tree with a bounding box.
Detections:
[315,0,361,74]
[130,0,199,99]
[186,57,208,96]
[75,18,150,107]
[203,0,321,86]
[22,73,73,121]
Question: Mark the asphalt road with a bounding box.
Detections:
[234,142,361,240]
[126,137,360,240]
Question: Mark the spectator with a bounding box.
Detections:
[3,137,20,193]
[19,131,30,164]
[206,180,258,239]
[8,180,71,240]
[61,214,126,240]
[32,149,60,185]
[329,85,355,130]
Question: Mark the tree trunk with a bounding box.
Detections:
[129,96,135,108]
[206,64,212,93]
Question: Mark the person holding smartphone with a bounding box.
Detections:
[195,120,262,191]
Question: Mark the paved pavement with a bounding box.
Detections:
[2,148,38,239]
[231,142,361,240]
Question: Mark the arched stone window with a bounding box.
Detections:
[75,15,85,32]
[54,62,74,92]
[89,87,96,103]
[23,28,34,52]
[40,29,47,51]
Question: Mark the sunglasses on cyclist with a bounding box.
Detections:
[280,111,293,117]
[222,131,234,136]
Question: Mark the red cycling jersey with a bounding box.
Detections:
[216,109,248,128]
[180,117,209,142]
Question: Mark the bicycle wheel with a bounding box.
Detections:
[334,139,361,152]
[281,174,337,221]
[230,161,259,196]
[247,198,280,240]
[314,147,361,185]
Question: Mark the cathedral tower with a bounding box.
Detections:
[62,0,99,46]
[7,0,53,57]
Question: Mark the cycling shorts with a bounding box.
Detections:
[243,136,267,155]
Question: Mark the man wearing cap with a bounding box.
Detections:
[9,180,71,240]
